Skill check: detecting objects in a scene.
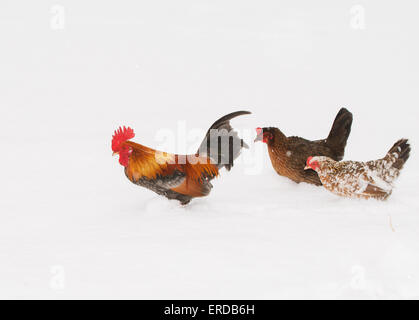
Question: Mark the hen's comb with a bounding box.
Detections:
[112,126,135,152]
[256,127,263,135]
[306,156,313,166]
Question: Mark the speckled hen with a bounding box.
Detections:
[304,139,411,200]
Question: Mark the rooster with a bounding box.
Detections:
[255,108,353,185]
[112,111,251,205]
[304,139,411,200]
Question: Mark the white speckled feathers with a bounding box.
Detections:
[308,139,411,200]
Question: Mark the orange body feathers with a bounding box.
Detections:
[111,111,251,204]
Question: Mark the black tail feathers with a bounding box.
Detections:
[387,139,411,170]
[326,108,353,160]
[197,111,251,171]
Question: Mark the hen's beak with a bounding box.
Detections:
[254,134,263,143]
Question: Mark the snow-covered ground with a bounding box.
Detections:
[1,1,418,299]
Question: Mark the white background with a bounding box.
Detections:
[1,0,418,299]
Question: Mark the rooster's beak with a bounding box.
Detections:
[254,134,263,143]
[112,152,118,156]
[304,166,310,170]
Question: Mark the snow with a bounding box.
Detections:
[1,1,419,299]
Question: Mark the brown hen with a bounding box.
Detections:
[255,108,353,185]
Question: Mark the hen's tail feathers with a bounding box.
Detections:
[197,111,251,171]
[386,139,411,170]
[326,108,353,160]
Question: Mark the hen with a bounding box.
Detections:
[112,111,251,205]
[304,139,411,200]
[255,108,353,185]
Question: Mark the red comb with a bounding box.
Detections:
[256,127,263,135]
[112,126,135,152]
[306,156,313,166]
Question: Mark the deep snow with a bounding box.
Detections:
[1,0,418,299]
